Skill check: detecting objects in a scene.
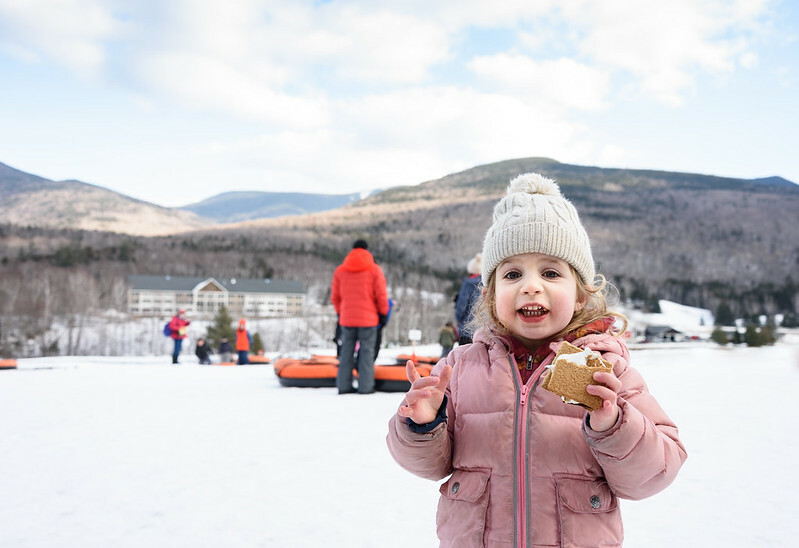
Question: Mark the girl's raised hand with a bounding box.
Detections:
[397,360,453,425]
[586,369,622,432]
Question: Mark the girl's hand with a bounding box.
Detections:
[586,369,622,432]
[397,360,453,425]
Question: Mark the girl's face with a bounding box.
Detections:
[494,253,583,349]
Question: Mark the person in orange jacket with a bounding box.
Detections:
[330,239,389,394]
[235,319,251,365]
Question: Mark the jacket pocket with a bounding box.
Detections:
[437,469,491,547]
[555,476,622,547]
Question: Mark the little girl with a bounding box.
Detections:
[387,173,686,548]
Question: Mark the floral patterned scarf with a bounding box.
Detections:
[505,317,616,383]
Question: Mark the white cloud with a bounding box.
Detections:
[312,6,452,85]
[0,0,117,75]
[468,53,610,111]
[134,50,330,128]
[194,85,599,195]
[558,0,769,104]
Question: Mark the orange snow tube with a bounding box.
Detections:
[273,355,340,388]
[0,359,17,370]
[395,354,440,366]
[248,354,271,364]
[273,355,431,392]
[374,363,431,392]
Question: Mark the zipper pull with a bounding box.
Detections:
[520,384,529,406]
[526,355,533,370]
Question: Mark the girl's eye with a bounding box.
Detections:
[543,270,560,279]
[504,270,521,280]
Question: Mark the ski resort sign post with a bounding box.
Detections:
[408,329,422,360]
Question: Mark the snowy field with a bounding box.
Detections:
[2,342,798,547]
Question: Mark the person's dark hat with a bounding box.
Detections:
[353,239,368,249]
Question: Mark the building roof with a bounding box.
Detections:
[128,275,303,294]
[644,325,683,336]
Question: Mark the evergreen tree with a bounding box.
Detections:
[206,306,236,349]
[715,302,734,326]
[251,332,264,354]
[743,324,766,347]
[710,327,729,346]
[781,312,799,328]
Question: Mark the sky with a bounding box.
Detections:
[0,0,797,208]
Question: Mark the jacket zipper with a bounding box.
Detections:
[513,353,552,547]
[512,355,530,547]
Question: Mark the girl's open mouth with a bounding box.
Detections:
[519,305,548,318]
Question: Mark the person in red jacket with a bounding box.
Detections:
[331,239,389,394]
[168,308,190,364]
[235,319,251,365]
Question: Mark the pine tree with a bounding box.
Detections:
[251,332,264,354]
[743,324,765,347]
[715,302,734,326]
[710,327,729,346]
[206,306,236,349]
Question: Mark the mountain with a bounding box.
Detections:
[217,157,799,313]
[1,157,797,320]
[0,162,211,236]
[179,190,369,223]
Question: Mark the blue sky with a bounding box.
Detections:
[1,0,796,207]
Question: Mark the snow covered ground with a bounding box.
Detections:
[2,342,798,547]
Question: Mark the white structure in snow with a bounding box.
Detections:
[127,275,305,318]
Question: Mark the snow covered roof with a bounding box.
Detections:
[128,275,303,294]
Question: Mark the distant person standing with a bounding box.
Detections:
[438,321,456,358]
[218,337,233,363]
[235,319,251,365]
[331,239,390,394]
[454,252,482,345]
[169,308,190,364]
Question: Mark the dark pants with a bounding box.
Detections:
[172,338,183,363]
[338,326,377,394]
[237,350,249,365]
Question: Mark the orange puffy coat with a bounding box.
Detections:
[331,248,389,327]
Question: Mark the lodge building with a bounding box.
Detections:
[127,275,305,318]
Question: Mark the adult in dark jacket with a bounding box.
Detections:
[454,253,482,345]
[168,308,190,364]
[218,338,233,363]
[330,240,389,394]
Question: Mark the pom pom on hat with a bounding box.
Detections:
[507,172,563,198]
[466,253,482,275]
[481,172,595,285]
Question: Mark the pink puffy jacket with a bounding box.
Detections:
[387,327,686,547]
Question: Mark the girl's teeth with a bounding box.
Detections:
[520,307,546,316]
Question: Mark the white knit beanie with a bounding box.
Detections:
[481,173,595,285]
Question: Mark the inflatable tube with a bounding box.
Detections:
[274,355,432,391]
[374,363,432,392]
[395,354,440,366]
[248,355,271,364]
[0,359,17,370]
[273,355,339,388]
